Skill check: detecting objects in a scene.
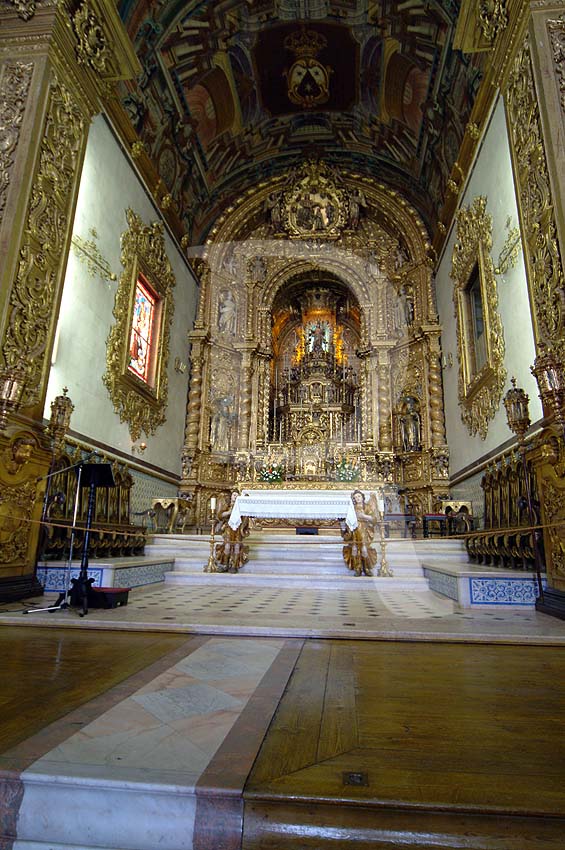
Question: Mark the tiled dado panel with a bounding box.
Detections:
[423,569,459,602]
[36,561,173,592]
[130,469,178,515]
[469,576,547,606]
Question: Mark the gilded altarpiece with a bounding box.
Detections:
[182,161,450,527]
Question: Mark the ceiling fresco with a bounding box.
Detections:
[116,0,484,243]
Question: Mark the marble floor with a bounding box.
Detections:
[1,581,565,643]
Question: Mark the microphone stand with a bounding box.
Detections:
[24,453,97,616]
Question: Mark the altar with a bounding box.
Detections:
[228,489,365,531]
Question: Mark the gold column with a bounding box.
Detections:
[238,348,254,450]
[426,331,446,447]
[377,354,393,451]
[255,354,269,449]
[184,333,207,453]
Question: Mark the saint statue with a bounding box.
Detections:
[214,491,249,573]
[400,396,421,452]
[218,290,237,335]
[210,395,235,453]
[341,490,380,577]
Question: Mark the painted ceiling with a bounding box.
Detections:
[116,0,484,243]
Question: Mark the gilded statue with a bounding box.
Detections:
[214,491,249,573]
[341,490,380,577]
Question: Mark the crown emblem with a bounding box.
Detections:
[284,27,327,59]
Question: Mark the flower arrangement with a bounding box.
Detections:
[258,463,283,483]
[335,457,360,482]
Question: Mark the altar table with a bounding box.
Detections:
[229,489,359,531]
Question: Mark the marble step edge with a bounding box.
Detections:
[163,571,430,589]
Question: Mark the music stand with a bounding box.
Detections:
[70,463,115,617]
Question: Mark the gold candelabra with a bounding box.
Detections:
[204,497,218,573]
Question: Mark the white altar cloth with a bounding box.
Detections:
[228,489,358,531]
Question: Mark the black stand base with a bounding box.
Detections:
[535,587,565,621]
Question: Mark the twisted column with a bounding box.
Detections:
[184,339,205,451]
[239,350,253,449]
[427,334,446,446]
[378,355,393,451]
[255,356,268,448]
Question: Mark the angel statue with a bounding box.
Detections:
[214,490,249,573]
[341,490,380,577]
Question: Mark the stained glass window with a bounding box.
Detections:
[128,276,158,384]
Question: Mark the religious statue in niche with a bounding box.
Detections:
[341,491,380,577]
[249,256,267,284]
[307,320,330,354]
[401,285,415,326]
[210,394,236,453]
[218,290,237,335]
[347,187,367,229]
[399,395,422,452]
[264,192,283,232]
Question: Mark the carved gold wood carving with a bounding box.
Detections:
[0,480,37,563]
[505,40,565,346]
[73,2,110,74]
[478,0,508,43]
[103,208,176,441]
[451,196,506,439]
[548,17,565,117]
[7,0,36,20]
[1,75,85,404]
[0,61,33,227]
[71,227,117,281]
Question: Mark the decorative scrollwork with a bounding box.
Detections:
[505,40,565,346]
[103,209,176,441]
[0,480,36,564]
[451,196,506,439]
[478,0,508,43]
[548,17,565,117]
[7,0,36,20]
[73,2,109,74]
[2,75,85,403]
[0,62,33,227]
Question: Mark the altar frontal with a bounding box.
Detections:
[228,489,363,530]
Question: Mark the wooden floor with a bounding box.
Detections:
[1,628,565,848]
[0,626,188,753]
[245,640,565,849]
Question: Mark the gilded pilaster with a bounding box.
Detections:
[0,1,139,422]
[504,34,565,348]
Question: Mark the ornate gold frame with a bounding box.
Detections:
[103,209,176,441]
[451,196,506,439]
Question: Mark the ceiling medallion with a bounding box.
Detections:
[283,27,332,108]
[270,160,350,240]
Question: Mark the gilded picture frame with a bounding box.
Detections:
[451,196,506,439]
[103,209,176,441]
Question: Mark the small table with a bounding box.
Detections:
[152,497,192,533]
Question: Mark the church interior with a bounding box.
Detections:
[1,0,565,847]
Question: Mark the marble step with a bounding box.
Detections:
[163,570,430,590]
